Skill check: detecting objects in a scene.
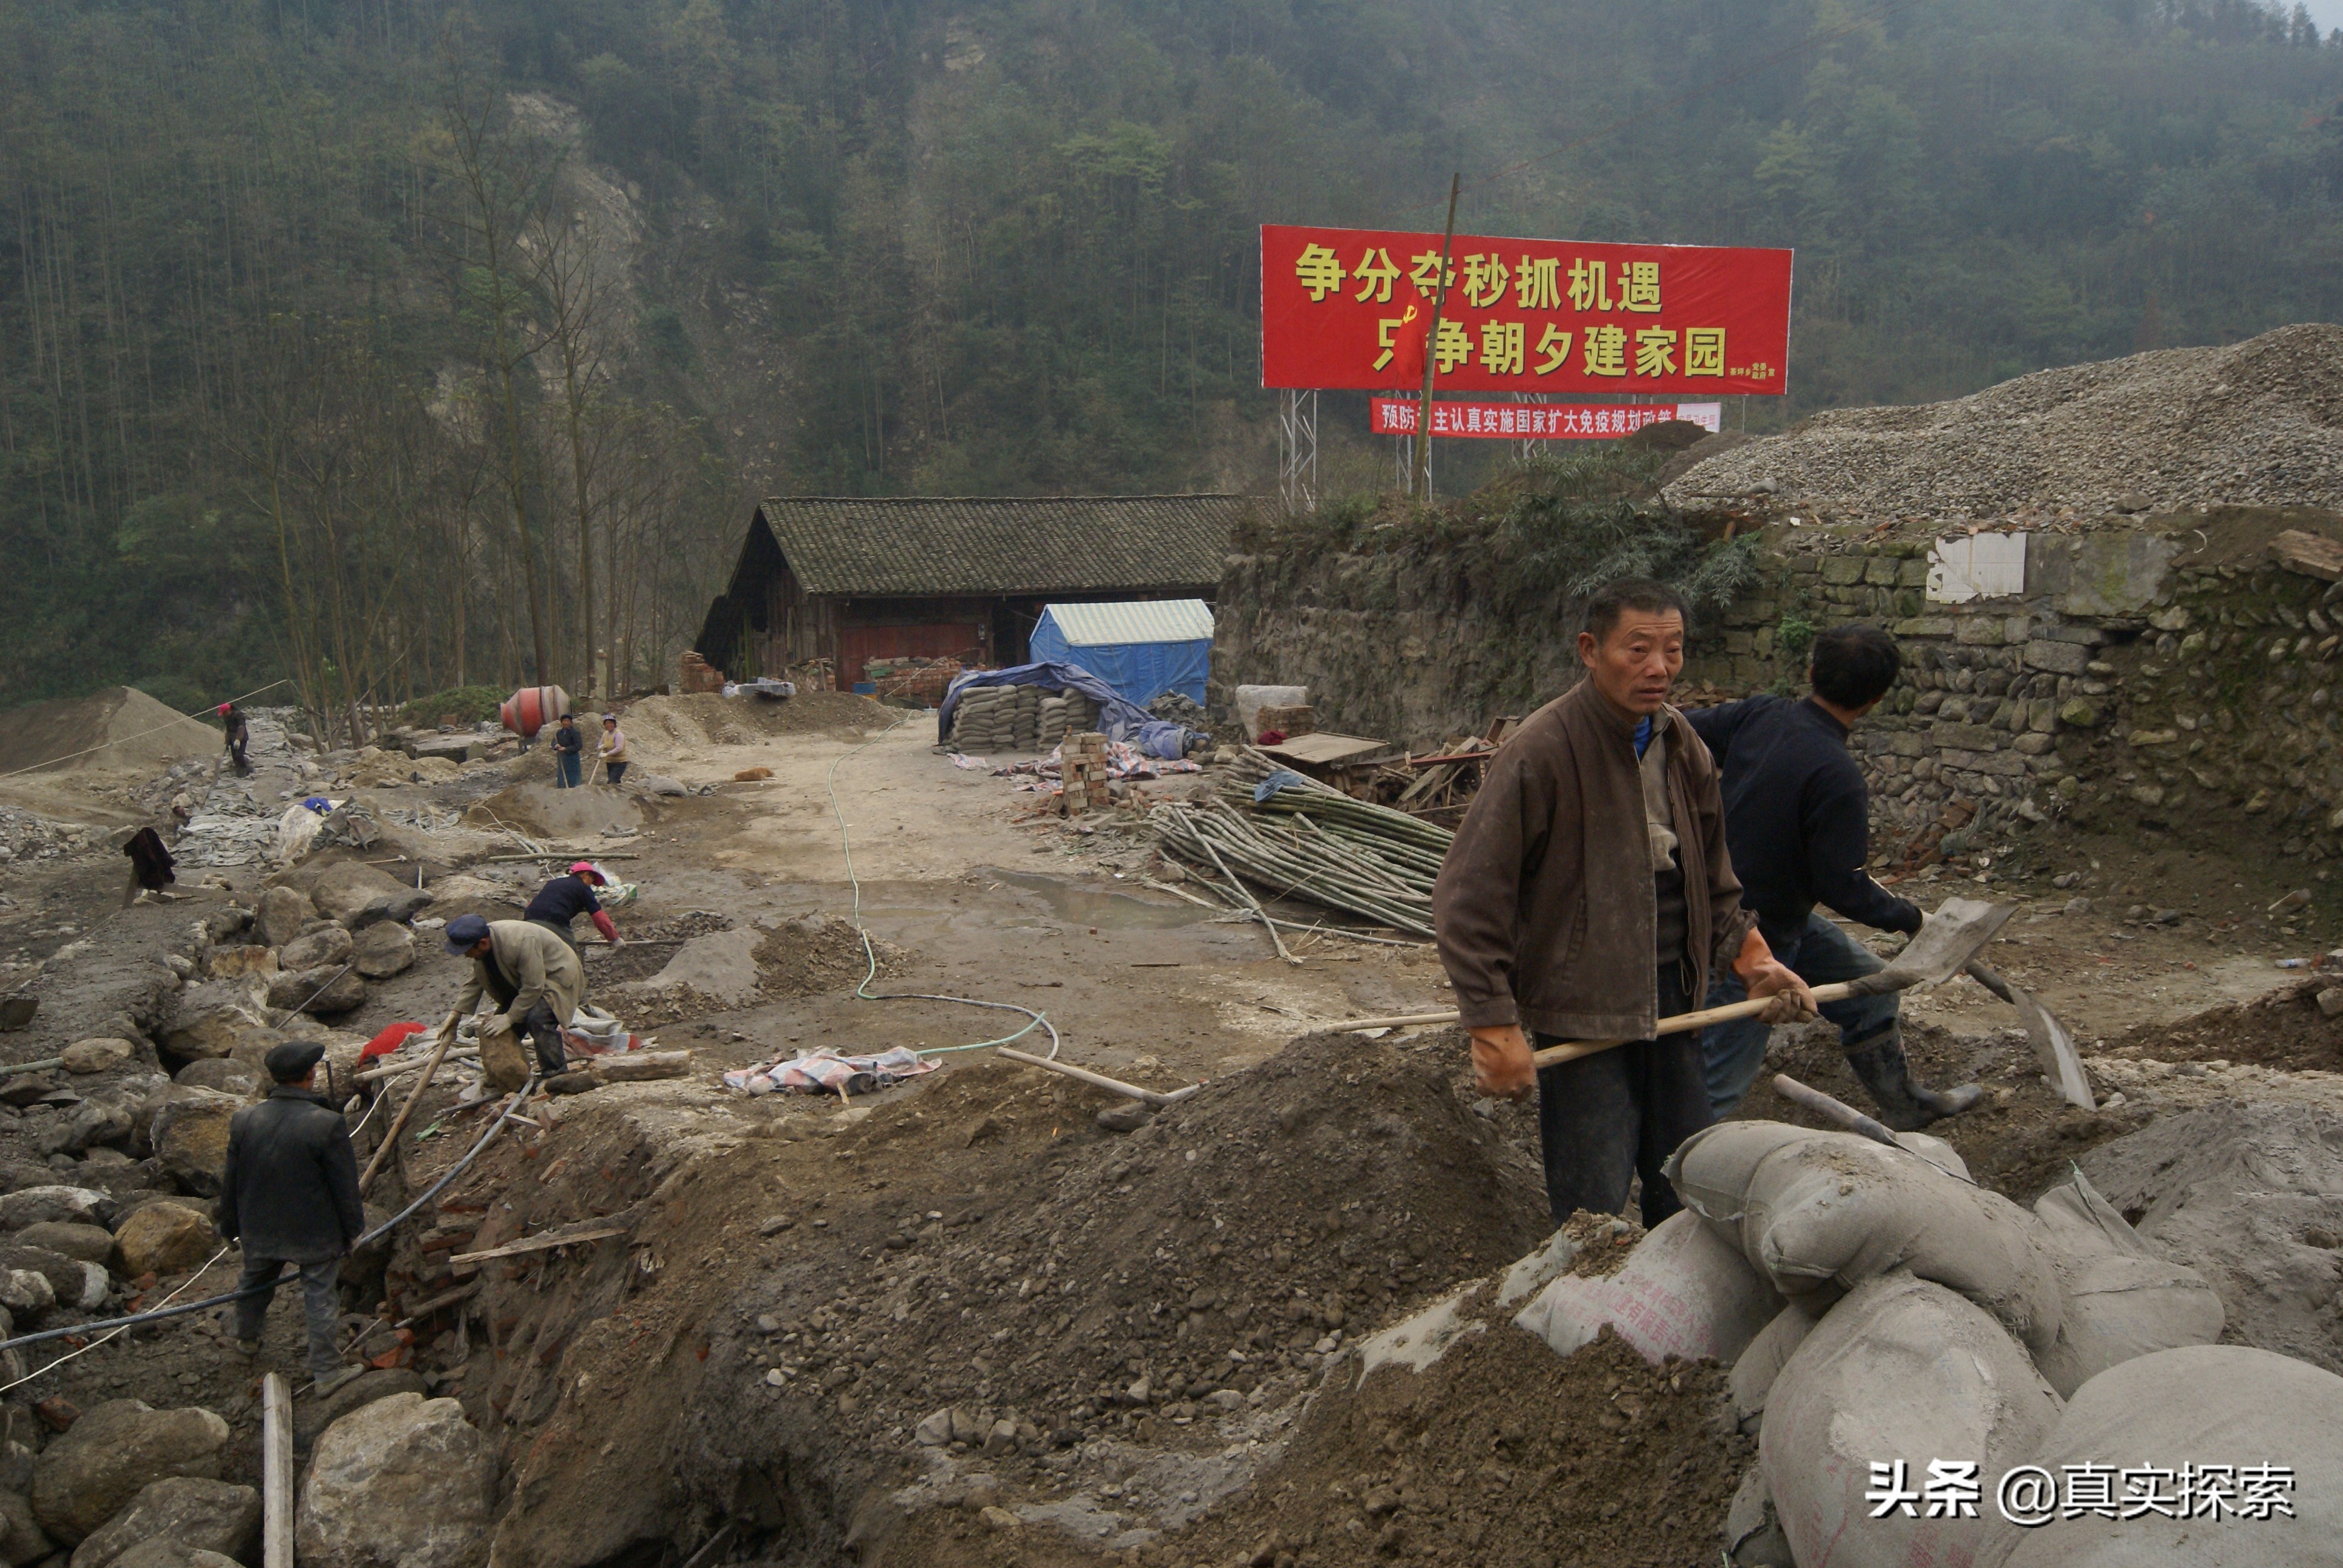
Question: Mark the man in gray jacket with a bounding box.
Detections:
[217,1041,364,1393]
[1434,579,1815,1226]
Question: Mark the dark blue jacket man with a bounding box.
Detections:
[217,1040,365,1392]
[1686,623,1982,1129]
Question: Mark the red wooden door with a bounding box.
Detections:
[837,623,983,687]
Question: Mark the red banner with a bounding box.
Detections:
[1372,399,1720,440]
[1261,224,1791,395]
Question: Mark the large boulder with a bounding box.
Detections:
[148,1093,241,1199]
[159,995,265,1063]
[0,1189,113,1232]
[255,887,313,949]
[30,1402,230,1543]
[199,948,275,983]
[112,1205,215,1281]
[36,1101,134,1159]
[58,1041,136,1077]
[290,1370,426,1451]
[263,969,364,1017]
[349,924,413,981]
[0,1272,50,1316]
[0,1488,54,1567]
[168,1062,258,1100]
[293,1394,487,1568]
[309,865,430,932]
[277,927,353,975]
[68,1477,259,1568]
[0,1249,105,1312]
[12,1226,113,1270]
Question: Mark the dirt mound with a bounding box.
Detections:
[472,780,646,839]
[1663,321,2343,523]
[0,686,218,774]
[618,692,894,759]
[2103,977,2343,1074]
[734,1029,1548,1456]
[1190,1319,1746,1568]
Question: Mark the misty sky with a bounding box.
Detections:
[2304,0,2343,28]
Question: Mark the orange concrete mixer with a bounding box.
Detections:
[499,684,571,740]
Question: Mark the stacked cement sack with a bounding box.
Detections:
[949,685,1042,752]
[1037,690,1099,750]
[1510,1120,2343,1568]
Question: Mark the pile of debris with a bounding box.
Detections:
[1663,321,2343,524]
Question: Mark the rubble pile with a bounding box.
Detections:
[734,1031,1550,1464]
[1662,321,2343,523]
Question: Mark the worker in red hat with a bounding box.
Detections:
[522,861,623,955]
[217,701,250,776]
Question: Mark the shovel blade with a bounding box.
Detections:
[1879,897,2018,987]
[2010,982,2096,1111]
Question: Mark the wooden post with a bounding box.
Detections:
[1413,172,1462,501]
[261,1372,293,1568]
[359,1025,454,1196]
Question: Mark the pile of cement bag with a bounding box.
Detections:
[948,685,1041,752]
[1037,690,1099,750]
[1511,1121,2343,1567]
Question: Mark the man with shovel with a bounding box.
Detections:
[1435,579,1817,1227]
[1686,623,1984,1130]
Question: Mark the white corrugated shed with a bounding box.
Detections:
[1040,598,1214,646]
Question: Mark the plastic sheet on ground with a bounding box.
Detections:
[994,739,1202,791]
[173,811,280,867]
[722,1046,939,1096]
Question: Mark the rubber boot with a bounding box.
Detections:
[1842,1025,1984,1132]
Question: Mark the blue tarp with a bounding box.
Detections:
[937,662,1201,760]
[1026,601,1211,708]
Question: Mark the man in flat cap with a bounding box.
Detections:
[440,912,584,1078]
[216,1041,365,1394]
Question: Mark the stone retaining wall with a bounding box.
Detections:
[1212,507,2343,864]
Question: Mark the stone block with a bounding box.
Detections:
[2024,640,2092,676]
[1863,558,1900,585]
[31,1402,230,1543]
[2058,699,2100,728]
[1931,724,2001,753]
[1898,559,1933,587]
[2013,733,2056,756]
[1894,618,1955,639]
[1820,557,1867,585]
[1954,617,2005,645]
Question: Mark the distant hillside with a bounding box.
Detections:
[5,0,2343,707]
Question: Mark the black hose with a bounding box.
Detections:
[0,1075,537,1356]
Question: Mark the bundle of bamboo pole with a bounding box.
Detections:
[1148,750,1453,938]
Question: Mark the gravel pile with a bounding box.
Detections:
[1663,322,2343,524]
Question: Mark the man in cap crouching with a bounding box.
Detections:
[440,912,583,1079]
[217,1041,364,1394]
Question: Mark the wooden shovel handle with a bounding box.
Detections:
[1527,979,1863,1069]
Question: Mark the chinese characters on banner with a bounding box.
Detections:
[1371,399,1721,440]
[1262,224,1792,396]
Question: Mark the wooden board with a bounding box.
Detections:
[1259,731,1395,767]
[449,1224,628,1267]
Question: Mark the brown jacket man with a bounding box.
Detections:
[1433,578,1812,1226]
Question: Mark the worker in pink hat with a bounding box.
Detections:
[217,701,250,776]
[522,861,624,956]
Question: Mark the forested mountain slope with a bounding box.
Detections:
[4,0,2342,708]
